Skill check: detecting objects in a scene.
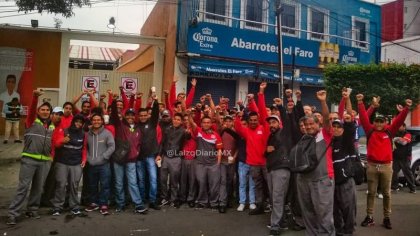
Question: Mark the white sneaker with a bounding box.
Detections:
[249,203,257,210]
[377,193,383,199]
[366,190,369,195]
[237,204,245,212]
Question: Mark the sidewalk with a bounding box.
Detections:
[0,136,23,165]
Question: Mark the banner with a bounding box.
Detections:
[0,47,34,116]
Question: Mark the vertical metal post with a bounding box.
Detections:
[291,51,295,92]
[276,1,284,98]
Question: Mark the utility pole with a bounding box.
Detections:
[276,0,284,99]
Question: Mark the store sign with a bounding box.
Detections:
[188,23,361,68]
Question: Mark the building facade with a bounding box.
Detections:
[382,0,420,41]
[175,0,381,106]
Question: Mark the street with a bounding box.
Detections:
[0,150,420,236]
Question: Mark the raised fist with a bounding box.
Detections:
[33,90,44,97]
[406,99,413,107]
[191,78,197,87]
[285,89,292,97]
[247,94,254,100]
[273,98,282,105]
[316,90,327,101]
[260,82,267,90]
[356,94,364,101]
[372,96,381,108]
[295,90,302,98]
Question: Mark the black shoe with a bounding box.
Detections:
[195,203,205,209]
[249,207,264,215]
[383,217,392,229]
[14,140,22,143]
[149,203,161,210]
[135,206,148,214]
[218,206,226,213]
[361,215,375,227]
[188,201,195,208]
[410,189,416,194]
[6,216,16,225]
[25,211,41,219]
[269,229,281,236]
[292,224,306,231]
[3,140,7,144]
[173,201,180,209]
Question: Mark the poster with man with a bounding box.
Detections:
[0,47,34,116]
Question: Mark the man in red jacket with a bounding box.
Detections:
[357,94,412,230]
[234,82,270,215]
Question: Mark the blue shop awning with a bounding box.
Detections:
[259,67,324,85]
[189,58,256,77]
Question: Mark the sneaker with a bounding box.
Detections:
[361,215,375,227]
[71,208,82,215]
[366,190,369,195]
[25,211,41,219]
[99,205,109,215]
[6,216,16,225]
[115,207,124,213]
[195,203,205,209]
[383,217,392,229]
[269,229,281,236]
[249,203,257,210]
[264,204,272,213]
[377,193,384,199]
[391,188,400,193]
[149,203,161,210]
[14,140,22,143]
[237,204,245,212]
[173,201,181,209]
[51,209,61,216]
[188,201,195,208]
[85,203,99,212]
[3,140,8,144]
[218,206,226,213]
[249,206,264,215]
[410,189,416,194]
[160,199,169,207]
[135,206,148,214]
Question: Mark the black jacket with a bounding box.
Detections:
[265,105,293,172]
[332,121,357,185]
[138,101,159,158]
[159,125,187,158]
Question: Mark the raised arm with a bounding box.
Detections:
[186,78,196,108]
[247,94,259,113]
[110,100,122,127]
[134,93,143,111]
[119,86,129,111]
[257,82,268,125]
[72,91,85,114]
[170,78,177,108]
[389,99,411,135]
[316,90,331,132]
[150,97,160,128]
[356,94,373,134]
[88,90,99,108]
[26,90,41,128]
[234,112,246,138]
[107,89,114,109]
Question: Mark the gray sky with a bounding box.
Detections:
[0,0,395,49]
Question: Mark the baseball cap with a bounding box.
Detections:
[374,114,386,122]
[161,110,170,117]
[125,108,136,115]
[223,115,233,121]
[332,119,343,127]
[52,107,64,114]
[266,115,281,123]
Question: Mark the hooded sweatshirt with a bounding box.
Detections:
[84,126,115,166]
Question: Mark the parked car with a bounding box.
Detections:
[358,127,420,186]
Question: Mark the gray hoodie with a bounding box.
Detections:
[86,126,115,166]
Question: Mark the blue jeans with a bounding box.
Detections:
[137,156,158,203]
[238,161,256,204]
[88,163,111,206]
[114,162,144,208]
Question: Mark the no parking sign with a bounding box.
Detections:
[121,77,138,96]
[81,76,100,100]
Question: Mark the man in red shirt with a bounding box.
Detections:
[357,94,411,229]
[235,82,270,215]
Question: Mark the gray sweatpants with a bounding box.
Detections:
[250,165,268,205]
[195,163,220,207]
[268,168,291,231]
[8,157,51,217]
[297,175,335,236]
[180,159,196,202]
[160,157,181,202]
[219,163,236,206]
[51,162,83,210]
[334,178,356,236]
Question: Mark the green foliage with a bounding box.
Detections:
[324,63,420,116]
[16,0,91,18]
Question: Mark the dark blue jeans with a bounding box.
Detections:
[88,163,111,206]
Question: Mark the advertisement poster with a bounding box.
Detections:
[0,47,34,116]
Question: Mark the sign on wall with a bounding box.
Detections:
[187,23,361,68]
[81,76,100,100]
[121,77,138,96]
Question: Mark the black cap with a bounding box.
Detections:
[374,114,386,122]
[125,108,136,115]
[332,119,343,127]
[223,115,233,121]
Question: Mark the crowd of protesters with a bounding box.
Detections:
[4,77,415,236]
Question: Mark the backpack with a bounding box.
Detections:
[289,134,330,173]
[352,154,365,185]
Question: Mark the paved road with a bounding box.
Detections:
[0,162,419,236]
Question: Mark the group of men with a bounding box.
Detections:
[4,77,415,236]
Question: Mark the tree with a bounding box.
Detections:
[324,63,420,116]
[16,0,91,18]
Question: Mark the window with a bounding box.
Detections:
[202,0,231,25]
[352,16,369,50]
[242,0,268,31]
[307,7,329,41]
[281,2,300,37]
